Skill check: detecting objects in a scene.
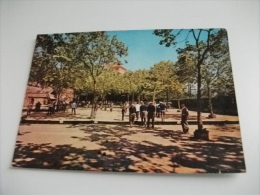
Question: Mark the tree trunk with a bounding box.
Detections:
[197,64,203,130]
[152,88,156,103]
[56,92,61,112]
[132,92,134,102]
[137,94,140,103]
[207,83,215,118]
[166,89,169,104]
[100,95,104,110]
[189,83,191,99]
[90,81,97,118]
[178,99,180,110]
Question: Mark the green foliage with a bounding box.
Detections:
[29,32,128,103]
[145,61,184,101]
[154,28,230,128]
[28,29,233,119]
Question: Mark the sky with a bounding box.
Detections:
[107,30,178,71]
[107,29,215,71]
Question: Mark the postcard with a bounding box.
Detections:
[12,29,246,173]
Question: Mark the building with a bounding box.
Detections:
[23,86,53,107]
[105,64,127,74]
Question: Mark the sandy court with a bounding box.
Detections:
[13,123,245,173]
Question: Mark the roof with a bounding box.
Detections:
[105,64,127,74]
[26,86,53,94]
[27,93,49,98]
[49,94,56,100]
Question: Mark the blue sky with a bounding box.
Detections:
[107,29,219,71]
[108,30,178,71]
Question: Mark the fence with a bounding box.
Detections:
[171,95,238,116]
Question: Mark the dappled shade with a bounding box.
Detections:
[12,124,245,173]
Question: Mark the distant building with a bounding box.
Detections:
[23,86,53,107]
[105,64,127,74]
[23,86,74,107]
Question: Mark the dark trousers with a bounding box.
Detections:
[147,113,154,128]
[129,113,135,127]
[122,112,125,120]
[181,117,189,133]
[47,107,52,115]
[156,109,160,117]
[141,111,147,126]
[72,108,76,115]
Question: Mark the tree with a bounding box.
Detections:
[69,32,128,118]
[95,68,121,109]
[154,28,228,131]
[122,71,137,102]
[29,34,82,108]
[29,34,66,87]
[145,61,179,102]
[201,57,233,117]
[130,69,150,102]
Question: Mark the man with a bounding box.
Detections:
[35,101,41,112]
[47,101,53,115]
[110,102,113,112]
[121,103,127,121]
[52,101,56,114]
[71,100,77,115]
[156,102,161,117]
[27,101,33,116]
[160,101,166,122]
[129,103,136,128]
[147,102,155,129]
[135,102,141,120]
[140,101,147,126]
[181,103,189,133]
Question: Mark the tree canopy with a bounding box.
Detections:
[28,29,235,120]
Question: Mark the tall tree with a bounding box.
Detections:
[96,68,121,108]
[131,69,150,102]
[29,34,66,87]
[146,61,178,102]
[154,28,228,130]
[69,32,128,118]
[29,34,81,106]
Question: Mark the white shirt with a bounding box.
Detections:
[135,104,140,112]
[71,102,77,109]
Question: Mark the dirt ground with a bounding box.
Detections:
[12,123,246,174]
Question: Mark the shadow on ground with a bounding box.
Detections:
[12,124,246,173]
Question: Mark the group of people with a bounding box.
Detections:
[26,99,41,116]
[122,101,189,133]
[122,101,166,129]
[27,98,190,133]
[126,101,155,129]
[47,100,68,115]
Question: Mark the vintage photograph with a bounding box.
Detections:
[12,29,246,174]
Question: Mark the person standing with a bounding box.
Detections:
[47,101,53,115]
[52,101,56,114]
[62,101,67,112]
[156,102,161,117]
[110,102,113,112]
[140,101,147,126]
[181,103,189,133]
[71,100,77,115]
[129,103,136,128]
[135,102,141,121]
[121,103,127,121]
[147,102,155,129]
[160,101,166,122]
[27,101,33,116]
[35,101,41,112]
